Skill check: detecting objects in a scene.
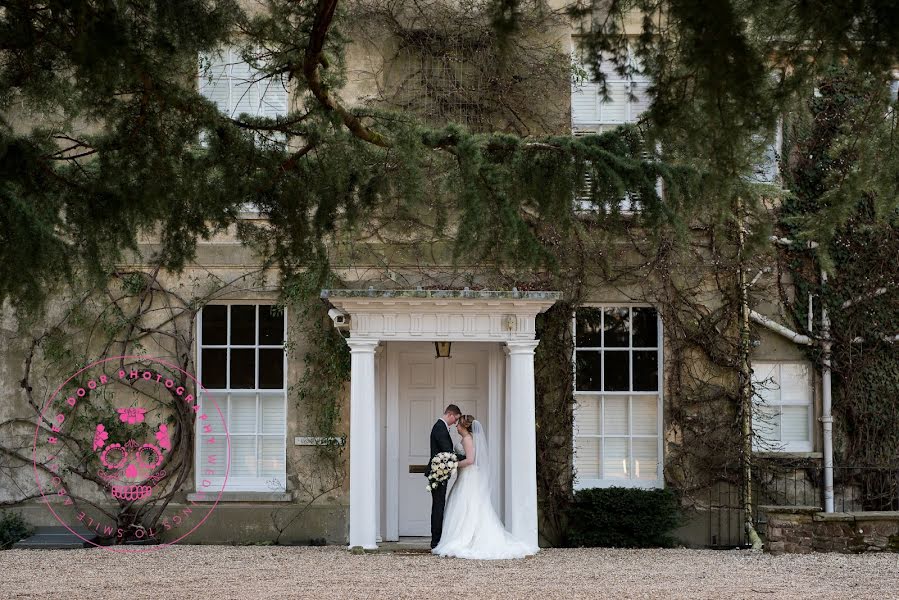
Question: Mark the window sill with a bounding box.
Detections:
[187,491,293,503]
[753,451,822,459]
[574,479,663,491]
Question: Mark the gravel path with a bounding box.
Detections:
[0,546,896,599]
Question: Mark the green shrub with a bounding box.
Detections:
[0,511,32,550]
[564,487,682,548]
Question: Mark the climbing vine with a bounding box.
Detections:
[778,66,899,506]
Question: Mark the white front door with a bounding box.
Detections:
[397,343,489,536]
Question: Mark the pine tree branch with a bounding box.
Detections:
[304,0,392,148]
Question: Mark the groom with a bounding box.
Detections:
[427,404,463,549]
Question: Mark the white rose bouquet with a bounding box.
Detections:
[425,451,458,491]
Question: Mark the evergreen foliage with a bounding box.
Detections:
[0,510,31,549]
[780,65,899,473]
[564,487,682,548]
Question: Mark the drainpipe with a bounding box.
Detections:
[820,268,834,513]
[770,236,834,513]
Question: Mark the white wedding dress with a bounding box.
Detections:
[432,421,538,560]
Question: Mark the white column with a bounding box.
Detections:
[505,340,540,550]
[347,339,379,549]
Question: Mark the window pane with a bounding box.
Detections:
[229,393,257,434]
[198,393,226,433]
[576,309,603,347]
[202,305,227,345]
[198,435,227,478]
[230,348,255,389]
[261,395,285,434]
[201,349,227,389]
[603,307,630,347]
[604,396,628,435]
[603,438,629,478]
[575,351,602,391]
[229,437,257,477]
[259,349,284,389]
[259,437,285,479]
[782,406,809,442]
[575,395,601,436]
[230,305,256,345]
[575,437,601,480]
[631,395,658,435]
[604,351,629,391]
[780,363,810,404]
[632,307,658,347]
[753,406,781,443]
[633,351,658,391]
[633,438,658,480]
[259,305,284,345]
[751,362,780,405]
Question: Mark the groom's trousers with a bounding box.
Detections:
[431,481,448,548]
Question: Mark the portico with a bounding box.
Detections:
[323,289,560,549]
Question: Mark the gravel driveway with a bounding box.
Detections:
[0,546,896,599]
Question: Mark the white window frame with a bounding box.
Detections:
[570,41,651,131]
[570,40,659,216]
[572,304,664,490]
[197,46,288,120]
[195,302,288,492]
[751,361,815,454]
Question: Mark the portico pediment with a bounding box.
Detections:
[322,289,561,341]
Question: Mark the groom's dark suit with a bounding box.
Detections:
[427,418,456,548]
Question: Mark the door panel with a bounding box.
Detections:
[397,344,489,536]
[398,353,443,536]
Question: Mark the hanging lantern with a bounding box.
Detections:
[434,341,452,358]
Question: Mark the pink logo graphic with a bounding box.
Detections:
[117,407,147,424]
[32,355,229,553]
[94,413,169,501]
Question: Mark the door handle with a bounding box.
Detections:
[409,464,427,474]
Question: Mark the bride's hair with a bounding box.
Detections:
[458,414,475,432]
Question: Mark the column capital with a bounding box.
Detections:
[346,338,379,353]
[505,340,539,355]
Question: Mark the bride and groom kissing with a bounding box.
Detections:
[427,404,538,560]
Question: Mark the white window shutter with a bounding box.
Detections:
[230,437,257,477]
[599,81,628,123]
[199,51,233,114]
[752,362,780,404]
[574,437,601,480]
[632,438,658,480]
[630,81,651,121]
[782,406,810,442]
[259,437,285,478]
[574,395,601,436]
[261,395,286,433]
[631,395,658,435]
[572,82,600,126]
[780,363,810,404]
[230,58,261,117]
[230,394,257,433]
[603,438,628,478]
[199,47,287,119]
[260,78,288,118]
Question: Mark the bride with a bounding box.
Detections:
[432,414,539,560]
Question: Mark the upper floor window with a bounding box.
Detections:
[197,303,287,492]
[198,47,288,120]
[573,306,662,489]
[748,116,783,185]
[751,361,814,453]
[571,44,651,132]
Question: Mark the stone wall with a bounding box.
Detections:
[765,506,899,554]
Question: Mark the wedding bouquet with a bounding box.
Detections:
[426,451,458,491]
